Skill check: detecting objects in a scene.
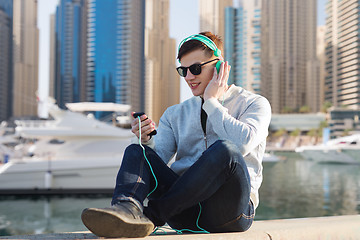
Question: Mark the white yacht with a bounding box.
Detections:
[0,99,134,194]
[295,134,360,164]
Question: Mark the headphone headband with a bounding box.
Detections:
[178,34,222,63]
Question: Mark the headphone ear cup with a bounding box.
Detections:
[216,60,224,73]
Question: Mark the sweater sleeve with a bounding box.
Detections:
[203,96,272,156]
[152,108,178,164]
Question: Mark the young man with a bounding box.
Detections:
[81,32,272,238]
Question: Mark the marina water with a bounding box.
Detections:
[0,152,359,236]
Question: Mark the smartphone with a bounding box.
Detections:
[133,112,157,137]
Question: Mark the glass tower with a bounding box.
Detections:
[55,0,87,109]
[224,2,261,94]
[0,0,13,121]
[87,0,145,116]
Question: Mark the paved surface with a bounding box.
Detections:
[1,215,360,239]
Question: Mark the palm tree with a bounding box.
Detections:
[281,106,294,114]
[299,105,311,113]
[321,101,332,113]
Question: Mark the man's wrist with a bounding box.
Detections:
[141,137,155,148]
[141,136,151,144]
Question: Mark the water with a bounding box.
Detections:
[0,153,359,236]
[256,152,360,220]
[0,196,109,236]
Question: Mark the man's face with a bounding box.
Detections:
[179,49,217,97]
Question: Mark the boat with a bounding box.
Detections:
[0,121,22,163]
[295,133,360,164]
[0,99,134,194]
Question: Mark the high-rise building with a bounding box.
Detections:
[0,0,12,121]
[324,0,360,109]
[12,0,39,117]
[224,1,262,94]
[261,0,318,113]
[199,0,233,38]
[49,13,55,99]
[55,0,87,109]
[87,0,145,116]
[144,0,179,123]
[317,25,326,110]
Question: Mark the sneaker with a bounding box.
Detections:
[81,201,154,238]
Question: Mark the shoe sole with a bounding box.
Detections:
[81,208,154,238]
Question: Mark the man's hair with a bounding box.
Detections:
[177,31,223,61]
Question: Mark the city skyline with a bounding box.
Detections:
[47,0,179,122]
[4,0,328,119]
[37,0,327,108]
[37,0,200,115]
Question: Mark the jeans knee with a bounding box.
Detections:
[124,144,157,161]
[209,140,240,160]
[124,144,144,157]
[205,140,247,177]
[126,143,142,151]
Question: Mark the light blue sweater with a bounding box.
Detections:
[144,85,272,209]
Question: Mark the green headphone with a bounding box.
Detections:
[178,34,224,73]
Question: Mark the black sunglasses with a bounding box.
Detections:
[176,58,219,77]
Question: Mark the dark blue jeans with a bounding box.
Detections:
[112,140,254,233]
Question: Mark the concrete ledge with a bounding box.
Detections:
[251,215,360,240]
[1,215,359,239]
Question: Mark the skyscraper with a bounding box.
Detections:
[49,13,56,99]
[12,0,39,117]
[87,0,145,116]
[317,25,326,111]
[261,0,319,113]
[199,0,233,38]
[224,1,262,94]
[144,0,179,123]
[324,0,360,109]
[0,0,12,121]
[55,0,87,109]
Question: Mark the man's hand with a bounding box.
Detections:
[131,112,156,143]
[203,61,231,101]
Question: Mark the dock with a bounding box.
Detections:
[1,215,359,239]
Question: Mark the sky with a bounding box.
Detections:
[37,0,326,109]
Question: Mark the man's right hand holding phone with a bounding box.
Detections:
[131,112,157,143]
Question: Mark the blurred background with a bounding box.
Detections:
[0,0,360,237]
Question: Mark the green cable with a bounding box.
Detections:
[153,203,209,235]
[138,117,158,198]
[137,117,209,235]
[170,203,210,234]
